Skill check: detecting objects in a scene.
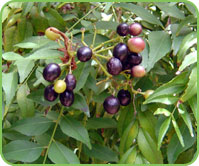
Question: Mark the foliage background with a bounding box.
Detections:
[1,1,198,164]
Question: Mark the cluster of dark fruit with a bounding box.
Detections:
[43,63,76,107]
[104,22,146,114]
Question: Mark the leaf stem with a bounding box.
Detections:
[43,107,64,164]
[95,46,114,54]
[95,54,110,60]
[67,5,100,33]
[92,56,112,78]
[91,24,97,48]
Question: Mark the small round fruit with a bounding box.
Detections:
[122,60,132,72]
[54,80,67,93]
[43,63,61,82]
[144,90,154,99]
[117,23,129,36]
[45,27,60,41]
[65,74,76,91]
[60,90,74,107]
[44,85,58,102]
[127,37,145,53]
[128,23,142,36]
[128,52,142,65]
[113,43,128,62]
[103,96,120,114]
[117,89,131,106]
[77,46,92,62]
[131,65,146,78]
[107,57,122,75]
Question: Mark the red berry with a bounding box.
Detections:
[44,85,58,102]
[131,65,146,78]
[77,46,92,62]
[60,90,74,107]
[113,43,128,62]
[128,23,142,36]
[65,74,76,91]
[107,57,122,75]
[103,96,120,114]
[117,23,129,36]
[43,63,61,82]
[127,37,145,53]
[117,89,131,106]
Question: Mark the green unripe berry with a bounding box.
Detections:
[45,27,60,41]
[54,80,67,94]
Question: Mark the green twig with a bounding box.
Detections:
[95,54,110,60]
[43,107,64,164]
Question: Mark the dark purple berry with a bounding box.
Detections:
[65,74,76,91]
[117,23,129,36]
[107,57,122,75]
[43,63,61,82]
[117,89,131,106]
[103,96,120,114]
[77,46,92,62]
[128,52,142,65]
[113,43,128,62]
[60,90,74,107]
[44,85,58,102]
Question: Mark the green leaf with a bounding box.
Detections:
[48,141,80,164]
[12,117,53,136]
[178,104,194,137]
[72,93,90,117]
[180,66,197,102]
[185,3,197,17]
[60,116,91,149]
[14,42,38,49]
[157,117,171,150]
[48,8,66,26]
[3,131,31,141]
[188,96,197,119]
[147,31,171,71]
[2,52,24,61]
[3,140,43,162]
[178,51,197,72]
[2,71,18,105]
[117,103,134,137]
[172,118,184,147]
[95,21,119,30]
[73,61,91,92]
[172,36,185,55]
[135,153,150,164]
[21,2,34,16]
[167,123,196,163]
[154,108,171,117]
[119,146,137,164]
[16,84,35,117]
[138,128,163,164]
[155,2,185,19]
[138,111,157,142]
[175,16,196,36]
[83,144,118,162]
[27,89,58,106]
[15,59,35,83]
[114,3,163,27]
[2,6,11,23]
[26,49,63,60]
[86,117,117,129]
[144,71,189,104]
[63,14,77,21]
[177,32,197,63]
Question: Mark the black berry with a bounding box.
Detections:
[77,46,92,62]
[107,57,122,75]
[103,96,120,114]
[60,90,74,107]
[117,23,129,36]
[117,89,131,106]
[44,85,58,102]
[65,74,76,91]
[43,63,61,82]
[128,52,142,65]
[113,43,128,62]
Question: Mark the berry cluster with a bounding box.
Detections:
[43,63,76,107]
[104,22,146,114]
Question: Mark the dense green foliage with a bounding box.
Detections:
[2,2,197,164]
